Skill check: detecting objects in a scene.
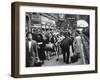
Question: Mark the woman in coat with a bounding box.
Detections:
[36,33,46,64]
[73,31,85,64]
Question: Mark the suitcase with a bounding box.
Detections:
[71,53,79,63]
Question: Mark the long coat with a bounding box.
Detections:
[36,34,46,61]
[60,37,73,50]
[26,39,37,67]
[73,36,82,54]
[60,37,73,63]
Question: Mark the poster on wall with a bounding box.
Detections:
[11,2,98,78]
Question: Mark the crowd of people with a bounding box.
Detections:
[26,28,87,67]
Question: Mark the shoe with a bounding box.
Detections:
[66,62,69,64]
[42,61,44,64]
[66,60,69,64]
[56,58,59,61]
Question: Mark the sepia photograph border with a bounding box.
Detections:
[11,2,98,78]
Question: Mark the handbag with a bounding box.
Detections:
[71,52,79,63]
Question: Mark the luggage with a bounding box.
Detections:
[71,53,79,63]
[45,43,54,51]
